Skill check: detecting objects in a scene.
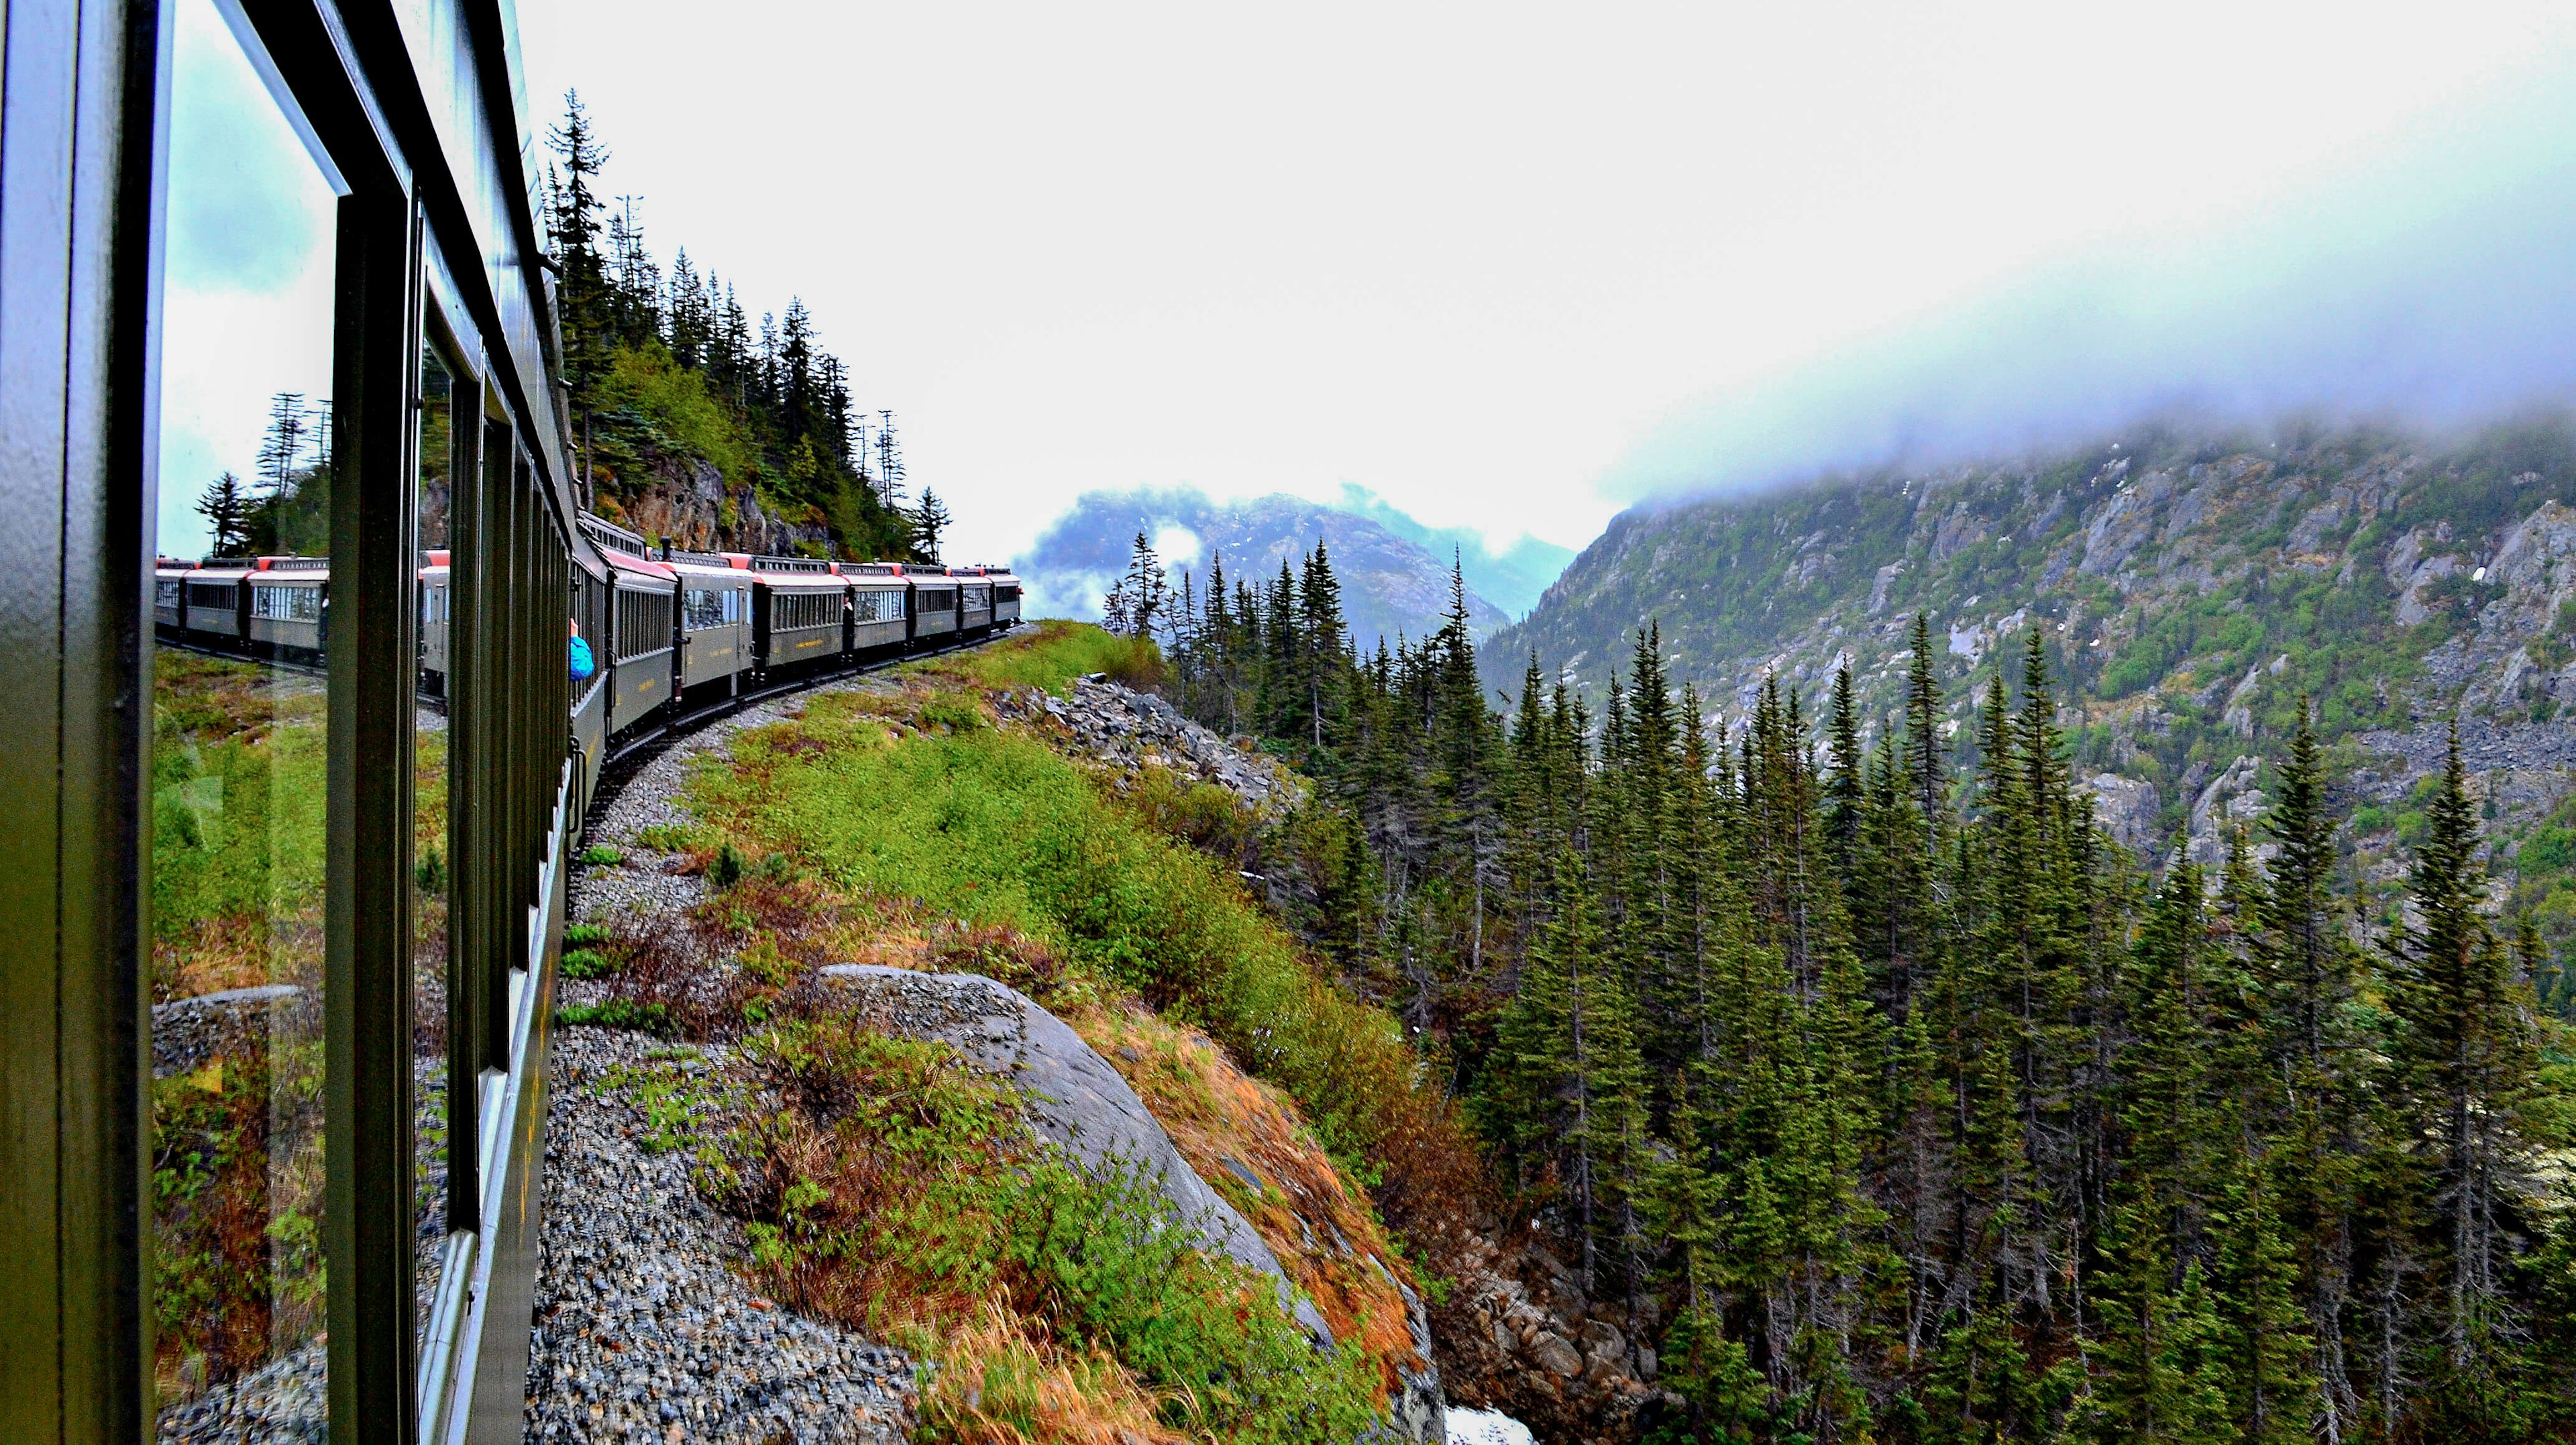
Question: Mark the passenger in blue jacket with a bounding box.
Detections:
[568,618,595,684]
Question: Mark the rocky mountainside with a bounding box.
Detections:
[590,443,839,557]
[1025,486,1513,647]
[1329,484,1576,618]
[1493,415,2576,948]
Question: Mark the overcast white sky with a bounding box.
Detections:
[153,3,2576,563]
[509,2,2576,564]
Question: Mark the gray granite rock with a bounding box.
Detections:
[152,984,315,1079]
[813,963,1337,1348]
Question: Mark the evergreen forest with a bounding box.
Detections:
[1128,535,2576,1443]
[543,92,932,562]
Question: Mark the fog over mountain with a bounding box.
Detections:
[1605,72,2576,511]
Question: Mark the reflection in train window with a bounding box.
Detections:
[148,0,343,1432]
[415,337,462,1344]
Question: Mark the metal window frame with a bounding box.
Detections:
[2,0,600,1438]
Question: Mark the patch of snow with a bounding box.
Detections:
[1447,1407,1538,1445]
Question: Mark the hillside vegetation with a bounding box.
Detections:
[544,95,926,562]
[561,625,1476,1442]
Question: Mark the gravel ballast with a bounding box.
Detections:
[523,1029,912,1444]
[529,675,917,1443]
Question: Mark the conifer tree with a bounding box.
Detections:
[2383,729,2534,1384]
[1495,849,1652,1294]
[195,471,250,557]
[909,490,950,564]
[1825,663,1866,886]
[1904,610,1947,835]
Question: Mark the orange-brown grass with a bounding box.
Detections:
[720,1017,1026,1334]
[914,1295,1191,1445]
[152,1042,327,1405]
[1075,1004,1425,1403]
[154,914,278,1003]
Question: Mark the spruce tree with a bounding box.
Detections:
[2385,729,2533,1379]
[195,471,250,557]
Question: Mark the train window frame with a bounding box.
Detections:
[161,0,435,1435]
[9,0,598,1432]
[128,0,429,1433]
[411,304,479,1414]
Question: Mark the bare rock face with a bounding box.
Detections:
[2186,753,2271,869]
[2080,773,2162,858]
[600,452,835,557]
[993,678,1306,818]
[1429,1234,1660,1445]
[810,967,1340,1344]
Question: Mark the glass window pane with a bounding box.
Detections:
[149,0,341,1432]
[415,341,458,1340]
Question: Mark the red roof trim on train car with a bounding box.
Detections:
[746,564,847,584]
[600,548,678,579]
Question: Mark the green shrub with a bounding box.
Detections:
[560,947,619,981]
[948,620,1165,696]
[556,999,674,1035]
[580,843,623,866]
[2524,826,2576,876]
[709,840,748,890]
[635,822,714,853]
[695,694,1436,1172]
[918,692,986,733]
[597,342,749,480]
[566,923,611,947]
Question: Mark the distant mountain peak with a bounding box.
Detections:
[1024,486,1524,648]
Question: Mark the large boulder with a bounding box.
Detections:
[812,965,1338,1349]
[152,983,314,1079]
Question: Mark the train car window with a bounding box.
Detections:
[684,587,724,631]
[413,335,462,1346]
[147,0,345,1430]
[160,580,184,610]
[252,584,323,622]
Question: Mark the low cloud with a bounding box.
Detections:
[1605,74,2576,505]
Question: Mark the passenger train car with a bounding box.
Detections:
[158,515,1018,741]
[152,555,329,661]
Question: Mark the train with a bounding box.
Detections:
[155,513,1020,741]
